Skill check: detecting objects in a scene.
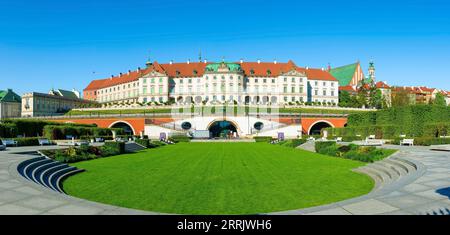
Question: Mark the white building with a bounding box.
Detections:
[84,60,339,106]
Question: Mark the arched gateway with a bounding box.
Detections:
[207,120,238,138]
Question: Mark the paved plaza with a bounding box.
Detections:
[0,145,449,215]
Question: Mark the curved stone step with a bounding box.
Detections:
[354,168,383,189]
[359,166,389,185]
[383,159,410,175]
[55,169,85,193]
[48,167,77,192]
[373,162,401,179]
[17,157,46,178]
[379,161,405,177]
[31,162,60,184]
[24,159,52,181]
[365,164,394,184]
[41,164,69,189]
[388,157,417,173]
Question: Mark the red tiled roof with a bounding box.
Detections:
[418,86,437,93]
[391,86,424,94]
[160,62,208,78]
[240,60,297,77]
[84,63,164,91]
[339,85,357,92]
[296,67,338,81]
[376,81,390,89]
[84,60,339,91]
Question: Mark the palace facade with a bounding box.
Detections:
[84,60,339,106]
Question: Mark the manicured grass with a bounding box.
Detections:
[64,143,374,214]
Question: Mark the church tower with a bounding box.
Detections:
[368,61,376,82]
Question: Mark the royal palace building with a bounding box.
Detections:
[84,59,339,106]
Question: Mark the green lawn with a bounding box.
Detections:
[63,143,374,215]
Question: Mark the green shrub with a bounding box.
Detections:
[168,135,191,143]
[12,137,41,146]
[254,136,273,142]
[0,123,18,138]
[315,141,395,163]
[314,141,337,153]
[103,141,125,154]
[43,125,120,140]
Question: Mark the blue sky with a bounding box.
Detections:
[1,0,449,95]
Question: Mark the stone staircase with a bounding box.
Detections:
[125,142,147,153]
[354,156,418,190]
[17,156,84,194]
[297,140,316,152]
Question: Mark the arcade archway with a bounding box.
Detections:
[208,120,238,138]
[308,121,333,135]
[109,121,135,135]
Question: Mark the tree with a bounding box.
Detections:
[338,91,351,107]
[392,89,412,107]
[369,89,383,109]
[433,93,447,106]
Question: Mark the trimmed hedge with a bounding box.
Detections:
[314,141,337,153]
[43,125,122,140]
[168,135,191,143]
[12,137,42,146]
[344,105,450,138]
[0,123,18,138]
[254,136,274,142]
[1,119,96,137]
[103,141,125,154]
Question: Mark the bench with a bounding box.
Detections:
[0,140,5,151]
[1,139,18,147]
[38,138,52,146]
[95,137,105,142]
[400,139,414,146]
[363,138,383,146]
[335,137,343,142]
[368,135,376,140]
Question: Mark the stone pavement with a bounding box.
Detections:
[0,146,156,215]
[273,145,450,215]
[0,144,449,215]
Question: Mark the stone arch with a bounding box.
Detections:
[308,120,335,135]
[109,120,136,135]
[270,96,277,104]
[194,96,203,104]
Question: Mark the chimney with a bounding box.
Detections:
[306,66,309,70]
[169,60,173,65]
[274,59,277,64]
[119,72,123,76]
[321,67,324,71]
[187,59,190,64]
[240,59,243,64]
[257,59,261,64]
[128,70,131,75]
[204,59,208,63]
[137,67,141,71]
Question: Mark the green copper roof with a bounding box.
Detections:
[0,89,21,103]
[205,62,241,72]
[329,63,358,86]
[56,89,79,99]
